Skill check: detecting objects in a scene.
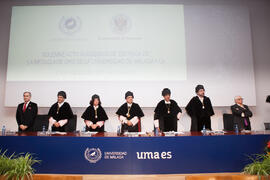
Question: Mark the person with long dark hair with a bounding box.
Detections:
[81,94,108,132]
[154,88,182,132]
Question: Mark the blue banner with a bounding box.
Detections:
[0,134,269,174]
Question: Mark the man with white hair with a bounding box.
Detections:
[231,96,253,130]
[16,92,38,132]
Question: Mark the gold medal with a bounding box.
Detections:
[57,104,60,114]
[202,101,205,109]
[127,106,131,118]
[94,108,98,119]
[166,104,170,114]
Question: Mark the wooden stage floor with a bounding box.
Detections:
[30,173,266,180]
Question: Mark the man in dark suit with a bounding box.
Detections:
[16,92,38,132]
[231,96,253,130]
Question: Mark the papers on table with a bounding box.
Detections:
[241,130,251,133]
[124,132,139,137]
[164,131,185,136]
[80,131,98,137]
[200,130,225,135]
[51,132,67,135]
[212,130,225,135]
[37,131,67,136]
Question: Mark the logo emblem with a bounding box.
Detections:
[84,148,102,163]
[111,14,132,35]
[59,16,81,35]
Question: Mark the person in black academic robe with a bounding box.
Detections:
[16,92,38,132]
[231,96,252,130]
[81,94,108,132]
[116,91,144,132]
[266,95,270,103]
[186,85,214,131]
[48,91,73,132]
[154,88,182,132]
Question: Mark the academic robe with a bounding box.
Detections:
[266,95,270,103]
[16,101,38,132]
[48,102,73,132]
[185,96,214,131]
[116,103,144,132]
[231,104,252,130]
[81,105,108,132]
[154,100,182,132]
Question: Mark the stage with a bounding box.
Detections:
[0,131,269,174]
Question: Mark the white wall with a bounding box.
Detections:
[0,0,269,132]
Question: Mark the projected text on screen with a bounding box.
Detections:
[7,5,186,81]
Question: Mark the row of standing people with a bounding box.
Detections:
[16,85,253,132]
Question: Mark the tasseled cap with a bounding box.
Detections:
[125,91,134,99]
[57,91,67,99]
[195,85,205,93]
[162,88,171,96]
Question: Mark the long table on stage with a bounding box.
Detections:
[0,131,269,174]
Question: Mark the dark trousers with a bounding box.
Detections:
[233,117,251,131]
[159,116,177,132]
[18,126,34,132]
[199,116,211,131]
[191,116,211,131]
[86,126,104,132]
[121,124,139,132]
[52,126,66,132]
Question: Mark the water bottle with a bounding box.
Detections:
[42,125,46,133]
[202,125,206,135]
[82,126,86,132]
[235,124,239,134]
[48,124,52,132]
[154,127,159,136]
[117,125,121,135]
[2,125,6,136]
